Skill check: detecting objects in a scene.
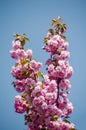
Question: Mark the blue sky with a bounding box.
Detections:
[0,0,86,130]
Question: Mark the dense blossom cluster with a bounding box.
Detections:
[10,17,75,130]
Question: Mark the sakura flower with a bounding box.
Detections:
[59,79,71,90]
[30,60,42,72]
[26,49,32,58]
[14,95,27,113]
[10,17,75,130]
[54,51,70,60]
[10,50,18,59]
[12,40,22,50]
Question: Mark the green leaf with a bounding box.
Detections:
[51,17,67,35]
[13,33,29,42]
[21,40,25,46]
[56,20,61,26]
[51,115,58,121]
[38,71,44,78]
[22,92,27,98]
[51,17,62,26]
[48,29,54,35]
[63,119,70,123]
[25,114,32,123]
[61,35,67,40]
[65,115,70,119]
[44,37,50,43]
[63,24,67,29]
[20,59,29,66]
[35,73,38,80]
[24,37,29,41]
[51,19,57,25]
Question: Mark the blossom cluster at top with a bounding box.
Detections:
[10,17,76,130]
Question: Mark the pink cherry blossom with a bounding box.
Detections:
[54,51,70,60]
[30,60,42,72]
[10,50,18,59]
[14,95,27,113]
[61,41,69,50]
[26,49,32,58]
[10,17,75,130]
[12,40,22,50]
[59,79,71,89]
[55,60,73,79]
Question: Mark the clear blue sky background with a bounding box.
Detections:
[0,0,86,130]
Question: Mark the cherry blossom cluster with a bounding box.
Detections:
[10,17,76,130]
